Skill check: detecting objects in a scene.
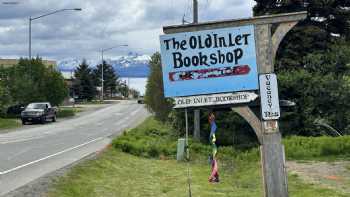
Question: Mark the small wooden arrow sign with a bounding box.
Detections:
[174,92,258,109]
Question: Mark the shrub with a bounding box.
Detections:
[283,136,350,160]
[57,109,75,118]
[112,117,260,162]
[147,144,160,157]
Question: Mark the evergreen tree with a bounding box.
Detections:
[73,60,96,101]
[253,0,350,71]
[253,1,350,135]
[254,0,350,38]
[144,52,173,121]
[93,61,118,98]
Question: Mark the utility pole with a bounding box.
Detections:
[101,50,104,101]
[29,18,32,60]
[100,45,128,101]
[193,0,198,23]
[193,0,201,141]
[28,8,82,60]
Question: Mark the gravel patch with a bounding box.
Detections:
[287,160,350,194]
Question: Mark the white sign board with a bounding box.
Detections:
[174,92,258,109]
[160,25,259,97]
[259,74,280,120]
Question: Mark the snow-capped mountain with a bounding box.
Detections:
[58,52,151,78]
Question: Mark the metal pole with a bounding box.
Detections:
[185,108,189,156]
[101,50,104,101]
[193,0,201,141]
[28,8,82,60]
[29,18,32,60]
[193,0,198,23]
[185,108,192,197]
[99,44,128,101]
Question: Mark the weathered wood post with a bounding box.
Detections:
[255,14,305,197]
[162,11,307,197]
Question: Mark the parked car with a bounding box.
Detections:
[21,102,57,125]
[137,96,144,104]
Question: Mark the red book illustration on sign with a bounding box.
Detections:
[169,65,250,82]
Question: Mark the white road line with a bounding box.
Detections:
[0,137,104,175]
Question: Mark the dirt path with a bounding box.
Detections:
[287,160,350,194]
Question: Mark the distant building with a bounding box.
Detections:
[0,59,57,68]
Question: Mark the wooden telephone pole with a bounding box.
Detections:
[193,0,201,141]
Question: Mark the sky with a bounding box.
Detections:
[0,0,256,61]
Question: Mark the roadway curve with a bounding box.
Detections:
[0,101,149,196]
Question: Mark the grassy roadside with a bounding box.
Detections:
[48,118,349,197]
[49,148,346,197]
[0,118,21,131]
[57,107,83,118]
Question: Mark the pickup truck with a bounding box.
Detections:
[21,102,57,125]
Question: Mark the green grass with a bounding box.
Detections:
[283,136,350,160]
[112,117,178,158]
[48,117,349,196]
[48,148,347,197]
[0,118,21,131]
[57,107,83,118]
[112,117,258,161]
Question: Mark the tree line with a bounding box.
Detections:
[0,58,138,117]
[0,58,68,116]
[144,1,350,148]
[72,59,137,101]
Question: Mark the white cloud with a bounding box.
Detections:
[0,0,255,60]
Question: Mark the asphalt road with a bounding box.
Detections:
[0,101,149,196]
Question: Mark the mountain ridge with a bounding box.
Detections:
[58,52,151,78]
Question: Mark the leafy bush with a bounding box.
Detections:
[284,136,350,160]
[169,109,260,148]
[3,58,68,106]
[112,118,177,158]
[112,117,260,163]
[114,116,350,163]
[57,108,75,118]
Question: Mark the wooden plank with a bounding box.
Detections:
[174,92,259,109]
[255,24,273,73]
[255,22,289,197]
[271,22,298,62]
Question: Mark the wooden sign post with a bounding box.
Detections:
[162,12,307,197]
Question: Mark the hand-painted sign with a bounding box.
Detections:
[174,92,258,108]
[160,25,259,98]
[259,74,280,120]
